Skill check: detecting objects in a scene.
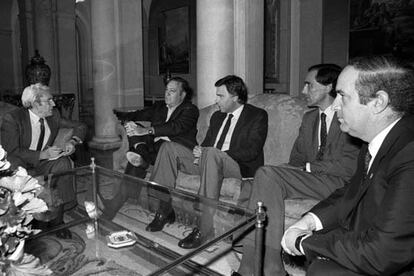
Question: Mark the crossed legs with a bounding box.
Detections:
[238,165,346,276]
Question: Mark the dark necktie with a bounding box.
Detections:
[316,113,327,161]
[36,118,45,151]
[363,150,372,176]
[216,114,233,150]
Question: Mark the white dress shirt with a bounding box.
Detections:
[214,105,244,151]
[29,110,51,151]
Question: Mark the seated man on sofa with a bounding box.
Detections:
[233,64,362,276]
[1,83,86,238]
[147,75,268,249]
[104,77,199,219]
[281,55,414,276]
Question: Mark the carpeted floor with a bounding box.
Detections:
[26,226,144,276]
[71,169,305,276]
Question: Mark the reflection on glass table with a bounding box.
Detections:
[28,159,264,276]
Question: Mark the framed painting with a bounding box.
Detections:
[349,0,414,59]
[158,6,190,75]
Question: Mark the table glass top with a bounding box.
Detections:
[29,163,256,275]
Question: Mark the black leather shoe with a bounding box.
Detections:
[145,210,175,232]
[178,227,208,249]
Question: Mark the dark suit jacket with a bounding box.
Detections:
[289,108,361,179]
[201,104,268,178]
[1,108,86,169]
[303,115,414,275]
[121,101,199,150]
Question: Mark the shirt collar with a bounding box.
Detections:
[368,117,401,159]
[320,104,335,120]
[28,109,42,124]
[229,104,244,119]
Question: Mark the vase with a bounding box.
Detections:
[7,240,25,262]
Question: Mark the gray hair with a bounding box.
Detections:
[21,83,50,109]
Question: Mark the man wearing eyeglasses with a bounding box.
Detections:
[1,83,86,238]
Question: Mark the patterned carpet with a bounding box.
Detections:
[26,227,143,276]
[72,169,305,276]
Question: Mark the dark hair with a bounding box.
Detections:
[214,75,248,104]
[166,77,193,101]
[308,64,342,97]
[350,55,414,116]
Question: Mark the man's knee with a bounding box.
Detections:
[50,157,72,173]
[254,165,286,193]
[255,165,282,183]
[158,141,177,154]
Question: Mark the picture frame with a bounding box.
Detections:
[158,6,190,75]
[349,0,414,58]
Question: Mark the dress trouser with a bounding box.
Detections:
[150,142,242,233]
[107,136,164,211]
[241,165,347,276]
[35,156,74,211]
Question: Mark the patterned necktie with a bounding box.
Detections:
[216,114,233,150]
[363,150,372,176]
[316,113,327,161]
[36,118,45,151]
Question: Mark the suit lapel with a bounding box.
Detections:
[231,105,248,143]
[355,117,411,198]
[22,110,32,147]
[310,110,320,158]
[46,115,58,146]
[326,113,341,144]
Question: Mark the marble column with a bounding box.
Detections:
[88,0,122,168]
[196,0,264,108]
[196,0,234,108]
[33,0,58,89]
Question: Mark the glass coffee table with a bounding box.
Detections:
[28,159,265,276]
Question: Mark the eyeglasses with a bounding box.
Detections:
[39,98,55,105]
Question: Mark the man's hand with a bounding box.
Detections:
[124,121,148,136]
[39,146,64,160]
[281,227,312,256]
[281,213,316,255]
[63,141,75,156]
[193,145,202,158]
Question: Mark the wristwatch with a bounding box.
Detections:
[147,128,154,135]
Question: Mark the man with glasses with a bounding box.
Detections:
[1,83,86,238]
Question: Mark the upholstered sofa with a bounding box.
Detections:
[114,93,319,229]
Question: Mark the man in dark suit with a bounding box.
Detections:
[281,55,414,275]
[104,77,199,218]
[147,75,268,249]
[234,64,362,276]
[1,83,86,238]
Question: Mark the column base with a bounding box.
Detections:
[88,139,122,169]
